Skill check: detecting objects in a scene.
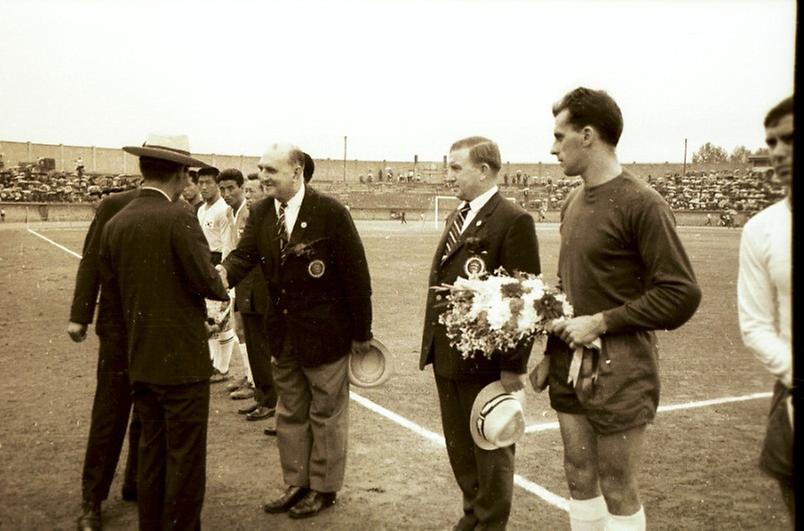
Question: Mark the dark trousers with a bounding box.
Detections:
[133,380,209,531]
[81,335,140,505]
[241,312,277,408]
[435,375,515,531]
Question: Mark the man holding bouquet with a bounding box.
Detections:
[540,88,701,530]
[420,136,540,530]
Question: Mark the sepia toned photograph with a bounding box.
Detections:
[0,0,795,529]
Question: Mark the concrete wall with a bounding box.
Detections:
[1,139,751,183]
[0,200,744,227]
[0,202,96,222]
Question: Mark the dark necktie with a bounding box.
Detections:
[442,203,470,260]
[277,202,289,261]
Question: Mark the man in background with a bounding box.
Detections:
[68,184,141,531]
[737,95,794,522]
[197,165,241,382]
[229,172,279,427]
[182,169,204,212]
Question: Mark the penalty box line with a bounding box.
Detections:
[525,391,773,434]
[27,227,571,512]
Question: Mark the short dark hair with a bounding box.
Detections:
[216,168,244,187]
[189,169,199,184]
[197,166,220,179]
[139,156,184,182]
[246,172,259,180]
[764,96,793,128]
[449,136,501,173]
[553,87,623,147]
[302,152,315,182]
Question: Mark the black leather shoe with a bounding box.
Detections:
[121,483,137,502]
[263,485,309,514]
[288,490,336,519]
[246,406,275,421]
[76,502,102,530]
[237,402,260,415]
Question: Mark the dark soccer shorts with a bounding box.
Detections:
[759,380,793,484]
[546,332,660,435]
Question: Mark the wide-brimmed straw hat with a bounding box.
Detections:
[123,134,210,168]
[348,338,393,388]
[470,381,526,450]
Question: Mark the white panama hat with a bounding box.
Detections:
[470,381,526,451]
[348,338,393,388]
[123,133,210,168]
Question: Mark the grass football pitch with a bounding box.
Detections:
[0,220,790,530]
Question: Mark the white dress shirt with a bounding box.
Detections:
[141,186,171,202]
[460,185,499,234]
[275,182,306,237]
[737,198,792,387]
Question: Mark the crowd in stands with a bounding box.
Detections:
[0,162,140,203]
[0,159,784,219]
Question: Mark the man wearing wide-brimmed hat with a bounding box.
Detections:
[98,134,229,531]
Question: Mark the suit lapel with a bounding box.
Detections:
[288,188,315,247]
[265,200,281,266]
[440,192,502,264]
[435,209,458,266]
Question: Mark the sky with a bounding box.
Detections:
[0,0,796,163]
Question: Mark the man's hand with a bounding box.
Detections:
[351,339,372,356]
[215,264,229,289]
[67,322,88,343]
[551,313,607,350]
[528,356,550,392]
[500,370,524,393]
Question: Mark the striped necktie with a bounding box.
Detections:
[442,202,470,260]
[277,202,289,261]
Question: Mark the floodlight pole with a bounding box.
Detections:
[682,138,687,177]
[343,136,347,182]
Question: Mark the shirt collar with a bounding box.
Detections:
[467,185,498,212]
[275,182,306,210]
[141,186,172,202]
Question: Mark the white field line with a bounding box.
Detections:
[525,391,773,434]
[27,228,82,259]
[32,227,764,514]
[27,227,571,511]
[350,391,569,511]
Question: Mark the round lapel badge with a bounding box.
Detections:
[464,256,487,277]
[308,259,326,278]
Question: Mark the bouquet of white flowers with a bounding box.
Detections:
[435,267,574,360]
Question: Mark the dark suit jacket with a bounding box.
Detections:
[99,189,229,385]
[420,192,541,379]
[223,186,372,368]
[69,189,139,339]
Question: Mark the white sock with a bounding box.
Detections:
[208,339,221,371]
[605,506,645,531]
[570,496,608,531]
[217,329,237,374]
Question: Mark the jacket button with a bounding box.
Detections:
[436,295,442,301]
[282,309,288,315]
[281,289,286,294]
